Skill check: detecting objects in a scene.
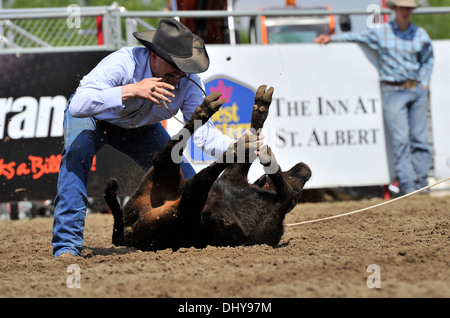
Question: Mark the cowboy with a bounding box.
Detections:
[314,0,434,196]
[52,18,253,257]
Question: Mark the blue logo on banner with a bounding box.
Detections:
[189,76,255,163]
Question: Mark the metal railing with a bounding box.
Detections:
[1,4,450,54]
[0,4,121,52]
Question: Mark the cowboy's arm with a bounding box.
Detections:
[69,49,133,118]
[69,49,174,118]
[315,27,379,51]
[192,120,235,158]
[330,28,379,49]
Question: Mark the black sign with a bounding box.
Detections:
[1,51,144,202]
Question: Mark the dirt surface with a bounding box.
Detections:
[1,194,449,299]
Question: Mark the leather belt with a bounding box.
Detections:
[382,80,418,89]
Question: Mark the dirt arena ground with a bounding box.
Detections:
[0,194,448,300]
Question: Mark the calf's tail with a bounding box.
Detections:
[104,178,126,246]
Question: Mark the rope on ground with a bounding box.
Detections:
[285,176,450,228]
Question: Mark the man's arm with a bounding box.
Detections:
[315,26,380,51]
[69,48,175,118]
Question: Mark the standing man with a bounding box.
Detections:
[52,18,239,257]
[314,0,434,196]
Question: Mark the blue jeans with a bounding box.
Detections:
[381,83,431,195]
[52,107,196,257]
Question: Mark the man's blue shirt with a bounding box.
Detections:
[331,21,434,86]
[69,47,233,157]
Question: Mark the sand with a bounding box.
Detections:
[0,194,449,299]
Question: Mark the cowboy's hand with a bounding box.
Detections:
[226,134,259,163]
[314,34,332,44]
[233,129,264,156]
[122,77,175,105]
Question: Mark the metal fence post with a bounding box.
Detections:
[102,2,122,50]
[125,17,138,47]
[256,14,263,44]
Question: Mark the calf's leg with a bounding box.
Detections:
[219,84,274,181]
[128,92,226,249]
[104,178,126,246]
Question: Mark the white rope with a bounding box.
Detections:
[161,99,185,125]
[285,176,450,227]
[158,75,207,126]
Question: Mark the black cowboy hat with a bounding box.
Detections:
[133,18,209,74]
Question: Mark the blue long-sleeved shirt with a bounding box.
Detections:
[331,21,434,86]
[69,47,234,158]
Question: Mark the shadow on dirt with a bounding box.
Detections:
[82,245,137,257]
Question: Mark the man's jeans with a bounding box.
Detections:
[381,83,431,195]
[51,108,196,257]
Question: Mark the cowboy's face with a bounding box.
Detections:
[394,6,414,23]
[150,52,186,87]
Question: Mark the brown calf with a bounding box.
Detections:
[104,85,311,251]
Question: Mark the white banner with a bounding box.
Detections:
[166,41,450,188]
[165,43,390,188]
[430,40,450,181]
